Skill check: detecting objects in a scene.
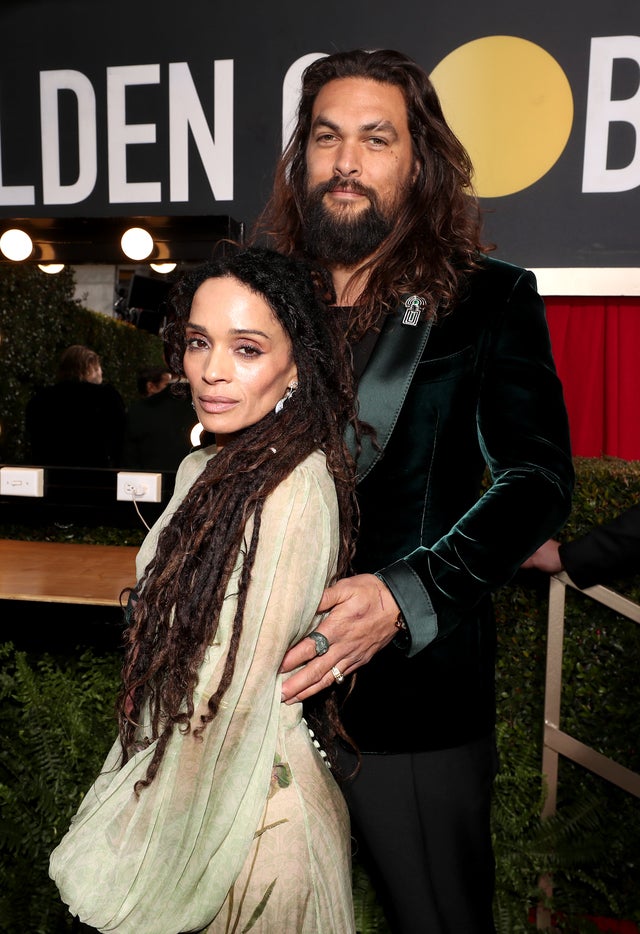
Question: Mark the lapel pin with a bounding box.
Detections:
[402,295,425,326]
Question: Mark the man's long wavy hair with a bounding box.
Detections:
[116,246,359,792]
[252,48,492,338]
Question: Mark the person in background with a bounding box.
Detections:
[521,503,640,589]
[49,246,359,934]
[136,366,173,398]
[252,48,574,933]
[121,365,196,472]
[25,343,125,468]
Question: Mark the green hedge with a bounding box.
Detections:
[0,264,166,464]
[492,455,640,930]
[0,644,122,933]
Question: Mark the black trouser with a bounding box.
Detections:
[340,733,499,934]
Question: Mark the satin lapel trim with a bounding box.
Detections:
[347,299,433,482]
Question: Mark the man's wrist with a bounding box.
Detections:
[374,571,411,651]
[392,609,410,650]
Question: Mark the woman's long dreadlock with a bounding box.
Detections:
[116,246,360,792]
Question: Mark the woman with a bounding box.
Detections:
[49,248,359,933]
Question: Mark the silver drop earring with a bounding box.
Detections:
[274,381,298,415]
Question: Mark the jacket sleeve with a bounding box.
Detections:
[378,269,574,655]
[559,502,640,589]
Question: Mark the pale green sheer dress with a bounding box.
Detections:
[49,447,356,934]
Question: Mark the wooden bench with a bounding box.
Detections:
[0,538,138,606]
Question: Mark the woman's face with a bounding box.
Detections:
[183,275,298,446]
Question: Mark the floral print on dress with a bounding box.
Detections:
[223,754,291,933]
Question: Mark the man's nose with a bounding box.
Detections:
[333,141,361,177]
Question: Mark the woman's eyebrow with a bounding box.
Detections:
[186,323,272,340]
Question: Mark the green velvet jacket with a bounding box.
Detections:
[340,256,574,753]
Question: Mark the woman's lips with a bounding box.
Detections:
[198,396,238,414]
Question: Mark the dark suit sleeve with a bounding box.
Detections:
[379,269,574,654]
[559,503,640,589]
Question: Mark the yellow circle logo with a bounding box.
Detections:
[430,35,574,198]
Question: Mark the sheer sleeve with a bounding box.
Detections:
[49,452,339,934]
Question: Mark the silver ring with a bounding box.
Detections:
[331,665,345,684]
[307,630,330,656]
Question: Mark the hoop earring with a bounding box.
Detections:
[274,381,298,415]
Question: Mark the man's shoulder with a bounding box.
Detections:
[458,254,537,307]
[472,253,534,286]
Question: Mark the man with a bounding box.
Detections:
[135,366,173,399]
[121,367,196,473]
[522,503,640,588]
[252,49,574,933]
[25,344,126,468]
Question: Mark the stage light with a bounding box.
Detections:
[150,262,177,274]
[37,263,65,274]
[121,227,154,261]
[0,228,33,261]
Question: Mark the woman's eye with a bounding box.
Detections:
[186,336,207,349]
[237,344,262,357]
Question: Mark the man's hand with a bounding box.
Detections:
[279,573,400,704]
[520,538,563,574]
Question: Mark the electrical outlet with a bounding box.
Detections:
[116,471,162,503]
[0,466,44,497]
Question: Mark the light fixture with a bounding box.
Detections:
[0,228,34,261]
[37,263,65,274]
[0,216,242,265]
[150,262,177,274]
[121,226,154,261]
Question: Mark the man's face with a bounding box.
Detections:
[303,77,418,265]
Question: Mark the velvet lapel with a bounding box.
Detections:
[347,297,433,482]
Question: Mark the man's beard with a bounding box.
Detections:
[301,179,395,266]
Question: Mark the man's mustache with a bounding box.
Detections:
[312,178,376,200]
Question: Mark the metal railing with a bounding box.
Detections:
[536,573,640,929]
[542,571,640,819]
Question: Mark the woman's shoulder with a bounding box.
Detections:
[298,448,330,474]
[259,451,338,543]
[289,449,331,484]
[270,450,335,506]
[173,444,216,490]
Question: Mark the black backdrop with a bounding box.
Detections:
[0,0,639,270]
